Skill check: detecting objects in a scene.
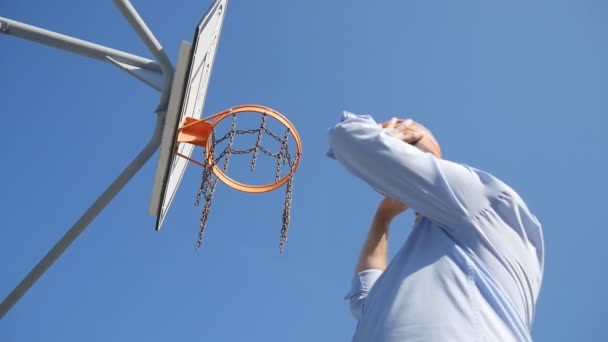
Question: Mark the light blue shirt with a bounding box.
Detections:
[328,112,544,342]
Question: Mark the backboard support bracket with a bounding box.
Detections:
[107,56,165,91]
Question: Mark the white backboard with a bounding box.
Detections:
[149,0,227,230]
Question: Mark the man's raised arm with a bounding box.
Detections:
[328,111,490,230]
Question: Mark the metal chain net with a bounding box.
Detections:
[193,114,298,252]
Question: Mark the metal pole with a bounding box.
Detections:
[0,1,177,319]
[113,0,174,109]
[0,113,166,319]
[0,16,161,73]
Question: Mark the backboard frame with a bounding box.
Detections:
[149,0,228,230]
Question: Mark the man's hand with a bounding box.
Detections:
[382,118,425,144]
[376,197,408,222]
[373,118,420,221]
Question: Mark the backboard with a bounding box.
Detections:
[149,0,228,230]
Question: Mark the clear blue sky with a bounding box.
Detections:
[1,0,606,341]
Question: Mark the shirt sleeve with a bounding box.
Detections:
[344,269,383,320]
[328,111,491,231]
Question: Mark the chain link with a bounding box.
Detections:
[263,126,284,142]
[195,132,218,251]
[250,114,266,171]
[279,153,298,253]
[196,176,218,251]
[222,114,237,172]
[274,128,291,182]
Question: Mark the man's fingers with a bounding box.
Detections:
[402,131,424,143]
[412,131,425,139]
[385,117,399,130]
[399,119,424,143]
[384,118,424,143]
[397,119,413,130]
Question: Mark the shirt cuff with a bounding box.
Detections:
[344,269,384,320]
[344,269,384,300]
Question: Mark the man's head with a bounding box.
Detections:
[382,119,442,158]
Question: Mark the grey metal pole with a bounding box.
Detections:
[0,16,161,73]
[0,1,178,319]
[113,0,174,108]
[0,113,166,319]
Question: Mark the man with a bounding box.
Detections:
[327,112,544,341]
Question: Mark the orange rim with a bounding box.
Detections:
[199,104,302,194]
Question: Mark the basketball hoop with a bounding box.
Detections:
[175,104,302,252]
